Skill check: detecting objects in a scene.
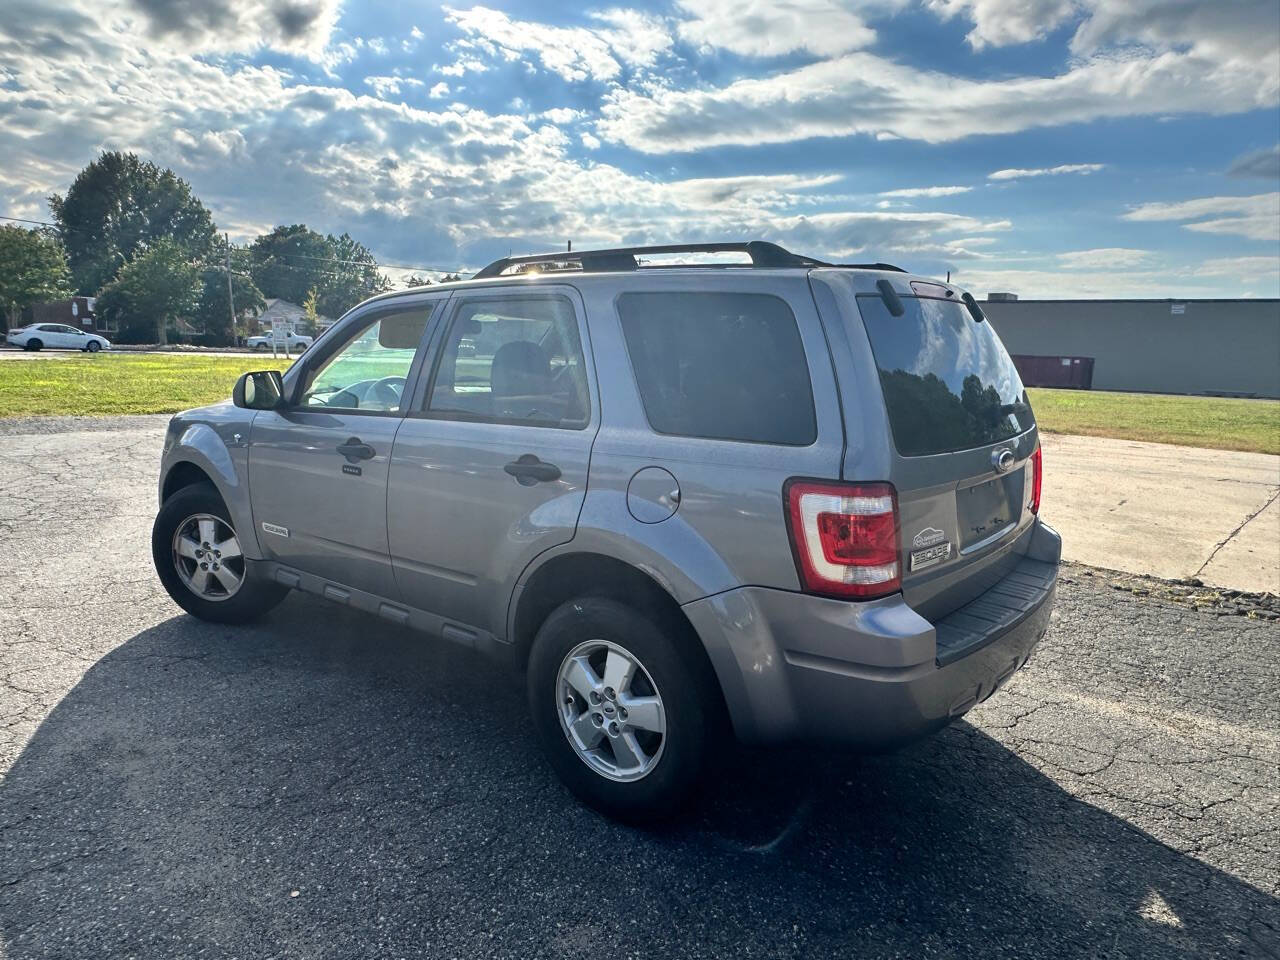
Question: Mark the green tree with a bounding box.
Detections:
[96,239,199,344]
[0,225,71,331]
[302,287,320,334]
[404,273,433,287]
[193,246,264,345]
[49,151,216,295]
[318,232,392,317]
[248,224,333,305]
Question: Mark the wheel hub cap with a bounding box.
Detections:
[556,639,666,782]
[172,513,245,602]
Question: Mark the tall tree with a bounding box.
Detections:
[193,245,264,345]
[302,288,320,333]
[318,232,392,317]
[96,239,199,344]
[248,224,332,305]
[49,151,216,295]
[404,274,433,288]
[0,225,71,331]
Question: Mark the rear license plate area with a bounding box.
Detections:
[958,470,1023,550]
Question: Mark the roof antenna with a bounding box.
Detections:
[567,240,572,252]
[946,270,951,282]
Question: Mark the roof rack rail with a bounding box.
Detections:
[472,241,904,279]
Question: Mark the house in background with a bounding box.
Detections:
[251,298,332,337]
[20,297,112,335]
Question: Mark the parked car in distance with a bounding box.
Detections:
[245,330,312,351]
[6,323,111,352]
[151,240,1060,822]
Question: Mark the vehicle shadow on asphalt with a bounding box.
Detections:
[1,595,1276,959]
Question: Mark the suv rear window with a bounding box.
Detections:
[618,292,816,445]
[857,294,1034,457]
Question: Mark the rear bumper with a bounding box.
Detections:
[684,520,1061,747]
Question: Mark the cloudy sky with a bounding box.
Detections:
[1,0,1277,296]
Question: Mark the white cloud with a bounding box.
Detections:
[427,81,450,99]
[580,132,601,150]
[1056,247,1149,268]
[434,56,488,78]
[541,108,583,125]
[879,185,972,198]
[1122,193,1280,242]
[988,163,1104,180]
[598,46,1275,152]
[927,0,1080,49]
[954,258,1280,299]
[364,75,424,98]
[675,0,878,58]
[443,5,671,84]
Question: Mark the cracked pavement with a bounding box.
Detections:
[0,417,1277,959]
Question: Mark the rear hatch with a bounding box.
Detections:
[844,281,1040,621]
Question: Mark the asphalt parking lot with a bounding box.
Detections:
[1,417,1277,959]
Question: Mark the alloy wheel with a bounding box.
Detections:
[171,513,245,601]
[556,640,667,782]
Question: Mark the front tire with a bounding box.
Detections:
[152,482,287,624]
[86,340,101,353]
[527,597,719,822]
[255,343,269,351]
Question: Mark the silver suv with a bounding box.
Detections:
[151,241,1060,820]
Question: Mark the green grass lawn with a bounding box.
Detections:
[2,353,1277,455]
[1028,388,1280,455]
[0,353,294,417]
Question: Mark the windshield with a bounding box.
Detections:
[857,294,1034,457]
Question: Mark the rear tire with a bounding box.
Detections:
[152,482,287,624]
[527,597,719,822]
[25,339,41,351]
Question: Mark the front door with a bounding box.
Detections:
[387,287,597,639]
[248,299,444,597]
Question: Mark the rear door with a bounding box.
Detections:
[813,272,1039,619]
[386,285,596,641]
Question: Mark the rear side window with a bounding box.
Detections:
[618,292,816,445]
[426,295,589,429]
[857,294,1034,457]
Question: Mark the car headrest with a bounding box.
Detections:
[490,340,550,398]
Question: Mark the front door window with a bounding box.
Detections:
[300,310,431,413]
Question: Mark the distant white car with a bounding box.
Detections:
[246,331,312,351]
[6,323,111,352]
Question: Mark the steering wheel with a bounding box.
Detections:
[369,376,406,410]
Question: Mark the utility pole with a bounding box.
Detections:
[225,233,236,346]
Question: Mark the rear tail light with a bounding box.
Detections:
[785,480,901,600]
[1030,444,1043,515]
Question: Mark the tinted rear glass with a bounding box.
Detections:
[858,294,1034,457]
[619,292,817,445]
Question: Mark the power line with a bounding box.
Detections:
[0,214,57,227]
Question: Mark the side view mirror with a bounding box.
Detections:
[233,370,285,410]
